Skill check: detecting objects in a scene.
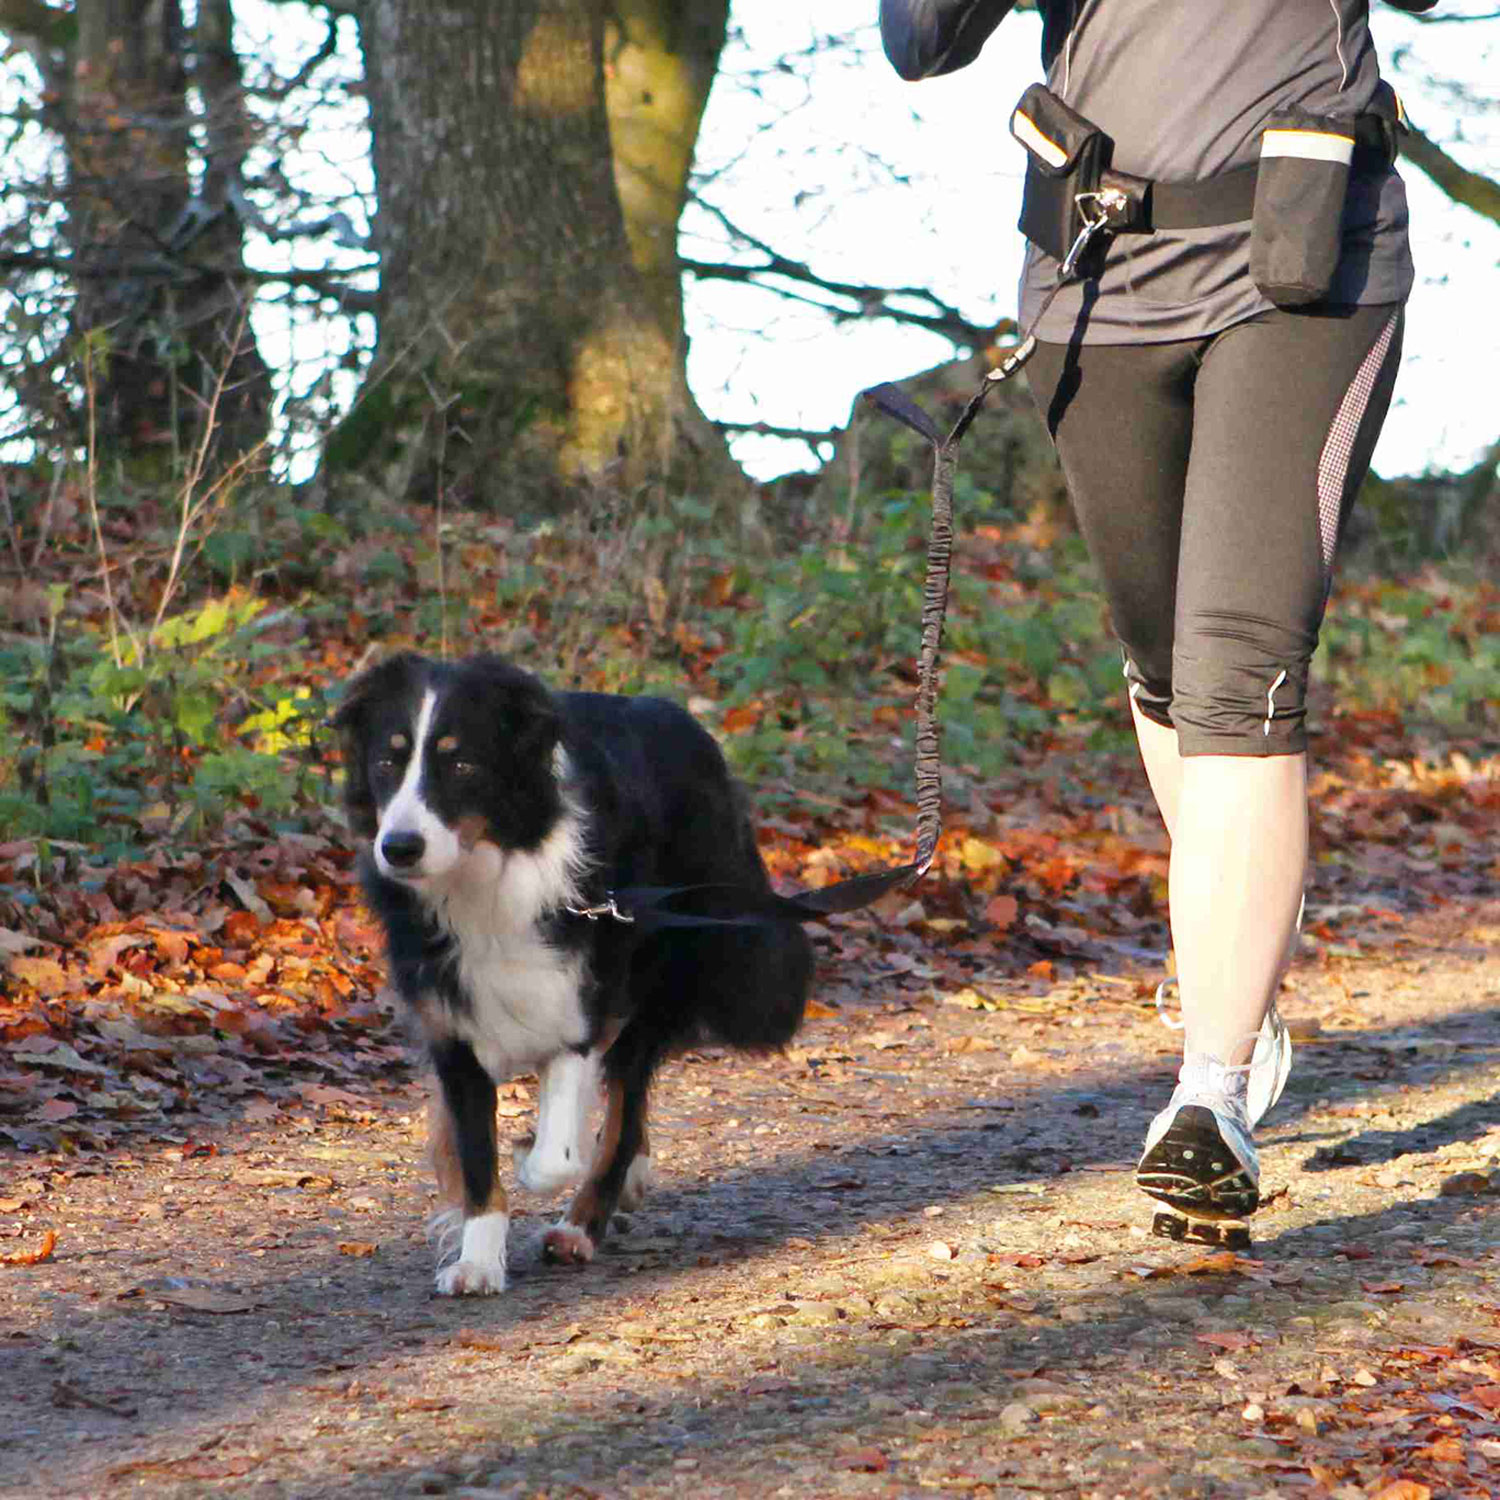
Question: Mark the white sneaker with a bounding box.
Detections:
[1246,1000,1292,1126]
[1153,984,1292,1128]
[1136,1053,1260,1221]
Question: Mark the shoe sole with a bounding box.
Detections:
[1150,1210,1252,1251]
[1136,1104,1259,1220]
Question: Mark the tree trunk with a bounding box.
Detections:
[63,0,268,473]
[332,0,738,514]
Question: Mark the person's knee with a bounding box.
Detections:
[1171,630,1312,756]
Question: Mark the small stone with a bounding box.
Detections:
[747,1313,786,1330]
[1353,1368,1378,1387]
[998,1401,1038,1435]
[928,1241,956,1261]
[1440,1170,1493,1197]
[1241,1402,1264,1422]
[790,1301,842,1326]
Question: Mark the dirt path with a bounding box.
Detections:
[4,903,1498,1500]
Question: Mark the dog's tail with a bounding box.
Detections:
[633,921,813,1053]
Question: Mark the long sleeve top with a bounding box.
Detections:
[880,0,1419,342]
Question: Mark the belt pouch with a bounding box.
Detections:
[1011,84,1111,271]
[1250,108,1355,307]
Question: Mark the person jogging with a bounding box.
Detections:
[879,0,1430,1245]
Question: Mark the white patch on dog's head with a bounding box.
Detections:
[373,688,467,882]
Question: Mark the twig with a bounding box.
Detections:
[81,339,127,670]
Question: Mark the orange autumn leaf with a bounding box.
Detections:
[1,1229,57,1266]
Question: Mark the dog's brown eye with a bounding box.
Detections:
[373,756,399,777]
[452,760,478,778]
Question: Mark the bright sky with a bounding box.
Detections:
[6,3,1488,489]
[686,2,1500,485]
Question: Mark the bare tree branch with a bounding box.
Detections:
[1402,124,1500,226]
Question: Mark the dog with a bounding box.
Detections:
[335,652,814,1296]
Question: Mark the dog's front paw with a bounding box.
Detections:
[434,1259,508,1297]
[542,1223,596,1265]
[513,1134,589,1195]
[617,1153,655,1211]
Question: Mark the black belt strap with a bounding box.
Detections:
[1126,115,1397,232]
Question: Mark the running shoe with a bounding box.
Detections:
[1153,981,1292,1128]
[1136,1052,1259,1222]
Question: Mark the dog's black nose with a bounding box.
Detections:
[381,831,426,869]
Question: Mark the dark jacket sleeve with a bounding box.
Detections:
[879,0,1018,81]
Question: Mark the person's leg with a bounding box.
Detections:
[1133,302,1404,1231]
[1167,303,1403,1065]
[1025,336,1196,779]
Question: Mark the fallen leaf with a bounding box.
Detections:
[984,894,1019,931]
[1412,1435,1464,1463]
[337,1241,378,1258]
[1,1229,57,1266]
[151,1286,254,1314]
[1196,1331,1255,1350]
[1184,1251,1263,1276]
[1361,1280,1406,1295]
[832,1448,889,1473]
[1369,1482,1431,1500]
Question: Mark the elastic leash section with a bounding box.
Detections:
[574,331,1042,937]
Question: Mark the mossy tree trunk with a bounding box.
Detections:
[331,0,737,515]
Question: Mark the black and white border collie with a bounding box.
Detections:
[335,652,813,1296]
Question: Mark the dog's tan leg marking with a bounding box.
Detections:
[543,1078,624,1265]
[428,1086,510,1297]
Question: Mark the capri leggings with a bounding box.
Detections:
[1025,302,1404,756]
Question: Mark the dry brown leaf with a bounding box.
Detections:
[832,1447,889,1473]
[1184,1251,1264,1276]
[1,1229,57,1266]
[984,894,1019,930]
[1369,1482,1432,1500]
[337,1241,378,1258]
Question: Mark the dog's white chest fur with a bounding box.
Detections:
[421,826,590,1076]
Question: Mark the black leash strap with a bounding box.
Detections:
[577,345,1035,936]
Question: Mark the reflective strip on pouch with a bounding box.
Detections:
[1012,110,1070,169]
[1260,128,1355,164]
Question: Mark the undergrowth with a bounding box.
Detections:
[2,454,1495,870]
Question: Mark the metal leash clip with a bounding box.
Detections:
[564,894,635,924]
[1060,191,1118,278]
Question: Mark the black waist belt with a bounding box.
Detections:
[1118,115,1396,233]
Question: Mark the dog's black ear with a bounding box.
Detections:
[332,653,425,838]
[465,655,562,761]
[331,652,423,732]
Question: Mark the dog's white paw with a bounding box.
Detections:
[542,1223,596,1265]
[617,1153,655,1211]
[434,1259,508,1297]
[513,1134,589,1195]
[432,1209,508,1296]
